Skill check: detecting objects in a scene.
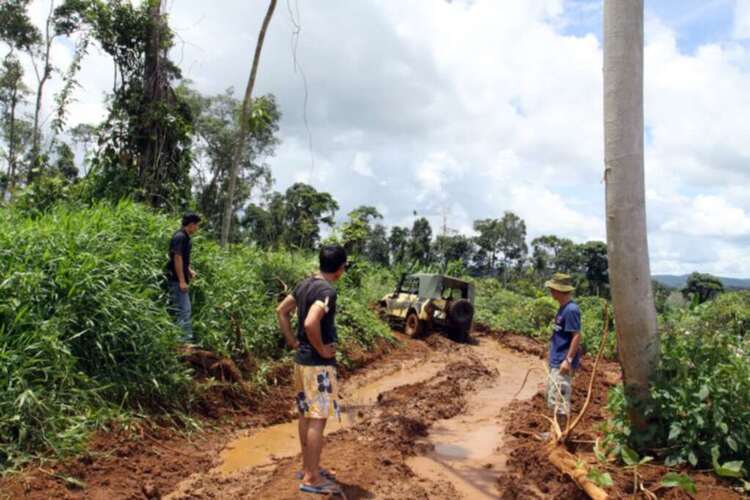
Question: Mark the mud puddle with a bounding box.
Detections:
[197,355,457,478]
[408,341,544,499]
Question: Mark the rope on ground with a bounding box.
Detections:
[512,367,544,400]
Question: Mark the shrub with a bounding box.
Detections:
[0,201,393,469]
[577,296,616,358]
[606,300,750,480]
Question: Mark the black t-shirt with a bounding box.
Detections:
[293,276,338,366]
[166,229,192,283]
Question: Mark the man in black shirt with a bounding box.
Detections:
[166,213,200,343]
[276,245,347,495]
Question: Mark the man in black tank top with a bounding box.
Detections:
[276,245,347,495]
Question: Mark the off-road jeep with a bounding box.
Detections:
[378,273,475,342]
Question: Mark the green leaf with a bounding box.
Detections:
[668,423,682,441]
[712,446,744,478]
[688,451,698,467]
[621,446,639,466]
[586,468,614,488]
[727,436,738,452]
[660,473,697,495]
[698,385,710,400]
[716,461,744,479]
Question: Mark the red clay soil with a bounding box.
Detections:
[0,335,412,500]
[489,330,745,500]
[166,351,495,499]
[2,329,745,500]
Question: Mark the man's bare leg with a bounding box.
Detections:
[299,417,309,470]
[302,418,327,485]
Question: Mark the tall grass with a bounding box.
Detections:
[0,201,393,470]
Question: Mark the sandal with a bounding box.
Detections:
[295,468,336,480]
[299,478,342,495]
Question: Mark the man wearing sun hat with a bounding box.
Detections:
[545,272,582,430]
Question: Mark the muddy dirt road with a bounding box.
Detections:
[164,333,544,499]
[4,330,741,499]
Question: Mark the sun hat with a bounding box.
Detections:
[545,273,575,293]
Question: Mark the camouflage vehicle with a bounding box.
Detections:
[378,273,475,342]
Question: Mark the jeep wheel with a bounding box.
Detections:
[404,312,424,337]
[448,299,474,343]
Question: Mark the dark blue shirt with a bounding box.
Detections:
[166,229,192,283]
[549,301,582,369]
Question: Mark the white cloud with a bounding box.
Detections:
[508,184,605,242]
[733,0,750,38]
[12,0,750,277]
[660,195,750,238]
[351,152,374,178]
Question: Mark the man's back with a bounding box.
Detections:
[293,275,338,366]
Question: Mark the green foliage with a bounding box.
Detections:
[660,473,697,495]
[180,85,278,240]
[70,0,194,209]
[586,467,614,488]
[388,226,410,266]
[605,293,750,480]
[475,280,613,357]
[0,201,393,470]
[473,212,527,279]
[0,0,41,51]
[577,296,616,358]
[341,206,383,256]
[409,217,433,267]
[243,183,339,251]
[683,272,725,305]
[0,202,191,468]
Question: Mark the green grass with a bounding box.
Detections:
[0,201,394,470]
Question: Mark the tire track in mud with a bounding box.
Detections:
[166,335,545,499]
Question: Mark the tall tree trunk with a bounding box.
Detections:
[28,0,56,184]
[6,84,18,198]
[140,0,165,205]
[220,0,277,246]
[603,0,659,429]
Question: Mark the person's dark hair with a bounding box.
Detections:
[182,212,201,227]
[319,245,348,273]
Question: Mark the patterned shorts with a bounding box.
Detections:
[293,364,340,420]
[546,367,574,416]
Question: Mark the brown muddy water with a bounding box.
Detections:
[166,337,544,499]
[217,355,457,475]
[407,341,544,499]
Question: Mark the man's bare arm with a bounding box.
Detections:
[276,295,299,349]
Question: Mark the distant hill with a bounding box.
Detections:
[652,274,750,290]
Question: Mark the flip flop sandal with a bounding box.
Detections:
[296,468,336,480]
[299,478,342,495]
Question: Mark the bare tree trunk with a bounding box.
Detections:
[139,0,167,207]
[603,0,659,429]
[28,0,56,184]
[6,84,19,198]
[220,0,277,246]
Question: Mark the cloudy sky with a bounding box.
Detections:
[21,0,750,277]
